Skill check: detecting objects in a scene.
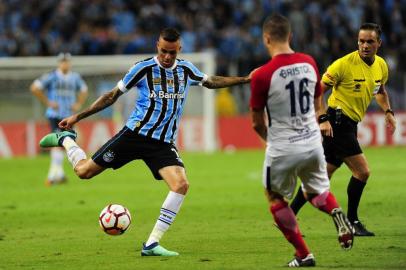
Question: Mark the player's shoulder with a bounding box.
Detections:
[338,51,358,64]
[176,58,194,68]
[375,54,388,67]
[133,57,156,68]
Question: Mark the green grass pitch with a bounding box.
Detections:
[1,147,405,270]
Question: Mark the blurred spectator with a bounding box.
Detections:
[0,0,405,110]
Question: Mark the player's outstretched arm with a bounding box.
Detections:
[58,87,123,130]
[203,75,251,89]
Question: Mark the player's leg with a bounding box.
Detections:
[299,147,353,250]
[40,129,106,179]
[290,135,341,215]
[141,143,187,256]
[45,118,67,185]
[141,166,187,256]
[343,153,374,236]
[266,190,315,267]
[263,154,315,267]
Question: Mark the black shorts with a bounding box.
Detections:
[92,127,184,180]
[48,118,63,132]
[322,107,363,167]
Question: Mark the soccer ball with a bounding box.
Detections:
[99,204,131,235]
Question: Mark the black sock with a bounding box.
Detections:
[290,187,307,215]
[347,176,366,223]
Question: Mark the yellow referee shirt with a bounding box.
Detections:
[321,51,388,122]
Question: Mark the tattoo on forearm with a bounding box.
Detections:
[77,89,122,120]
[204,76,249,88]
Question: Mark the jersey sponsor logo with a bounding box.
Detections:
[354,83,361,92]
[149,91,185,99]
[103,150,115,163]
[279,65,311,79]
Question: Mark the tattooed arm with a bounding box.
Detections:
[202,75,251,89]
[58,87,123,129]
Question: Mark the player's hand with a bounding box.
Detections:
[385,113,396,134]
[48,101,59,109]
[58,115,79,130]
[320,121,333,137]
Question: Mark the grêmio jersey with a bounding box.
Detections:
[33,69,88,119]
[321,51,389,122]
[250,53,322,157]
[117,56,207,143]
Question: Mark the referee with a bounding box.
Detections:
[290,23,396,236]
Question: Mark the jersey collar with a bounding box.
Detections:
[154,56,178,70]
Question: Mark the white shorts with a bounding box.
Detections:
[262,146,330,199]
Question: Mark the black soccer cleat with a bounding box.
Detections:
[287,253,316,267]
[352,220,375,236]
[331,208,354,250]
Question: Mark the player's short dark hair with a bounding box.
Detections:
[359,23,382,40]
[262,14,290,42]
[160,28,181,42]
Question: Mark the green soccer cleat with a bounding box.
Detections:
[141,242,179,256]
[39,130,77,148]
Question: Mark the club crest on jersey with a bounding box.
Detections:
[103,150,115,163]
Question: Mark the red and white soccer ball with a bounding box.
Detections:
[99,204,131,235]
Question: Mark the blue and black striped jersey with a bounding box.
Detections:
[33,69,88,119]
[117,56,207,143]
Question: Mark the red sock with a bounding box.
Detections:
[270,201,310,258]
[310,191,339,214]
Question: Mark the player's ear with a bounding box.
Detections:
[263,33,271,46]
[288,33,293,43]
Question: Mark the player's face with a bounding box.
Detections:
[157,38,181,68]
[58,60,71,74]
[357,30,381,61]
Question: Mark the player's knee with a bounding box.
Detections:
[74,166,94,180]
[171,179,189,194]
[357,170,370,181]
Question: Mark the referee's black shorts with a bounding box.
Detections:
[322,107,363,167]
[92,127,184,180]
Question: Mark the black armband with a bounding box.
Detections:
[318,114,329,123]
[385,109,394,116]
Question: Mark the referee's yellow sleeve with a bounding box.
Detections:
[321,58,344,87]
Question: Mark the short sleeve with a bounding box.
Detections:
[321,58,343,87]
[181,61,207,86]
[76,74,88,92]
[250,68,269,110]
[381,60,389,85]
[118,62,149,92]
[34,73,52,90]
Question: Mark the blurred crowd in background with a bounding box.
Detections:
[1,0,406,112]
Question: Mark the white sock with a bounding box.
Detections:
[62,137,87,168]
[47,148,65,181]
[145,191,185,246]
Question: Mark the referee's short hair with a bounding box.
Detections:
[360,23,382,40]
[160,28,180,42]
[262,14,291,42]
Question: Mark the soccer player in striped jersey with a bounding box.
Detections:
[39,28,254,256]
[290,23,397,237]
[250,14,353,267]
[31,53,88,186]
